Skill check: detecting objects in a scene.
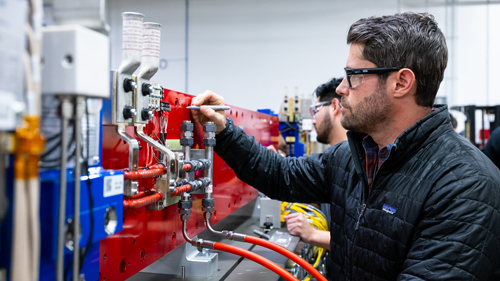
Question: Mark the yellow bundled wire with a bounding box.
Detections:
[281,202,328,280]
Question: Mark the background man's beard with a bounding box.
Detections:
[316,112,332,144]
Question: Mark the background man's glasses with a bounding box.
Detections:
[309,101,332,118]
[344,67,401,89]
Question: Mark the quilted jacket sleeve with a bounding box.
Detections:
[397,175,500,281]
[214,118,337,203]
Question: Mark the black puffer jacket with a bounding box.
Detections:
[215,105,500,280]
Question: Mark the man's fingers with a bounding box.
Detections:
[192,90,224,106]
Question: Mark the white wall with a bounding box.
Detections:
[107,0,500,113]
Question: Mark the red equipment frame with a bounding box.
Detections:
[99,89,279,280]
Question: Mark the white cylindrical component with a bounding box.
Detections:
[138,22,162,80]
[118,12,144,74]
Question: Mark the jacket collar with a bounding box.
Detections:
[347,104,454,174]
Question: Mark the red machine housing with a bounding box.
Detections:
[99,89,279,280]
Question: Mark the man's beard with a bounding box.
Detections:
[340,82,392,134]
[316,110,332,145]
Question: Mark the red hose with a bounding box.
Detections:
[125,191,146,200]
[123,192,163,209]
[124,189,155,200]
[244,235,326,281]
[213,242,299,281]
[148,164,166,171]
[171,184,192,197]
[182,163,192,172]
[124,168,165,180]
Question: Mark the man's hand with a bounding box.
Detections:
[283,212,316,244]
[191,90,227,134]
[267,145,286,157]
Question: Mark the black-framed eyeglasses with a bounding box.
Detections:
[309,101,332,118]
[344,67,401,89]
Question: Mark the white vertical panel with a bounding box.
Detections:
[456,5,488,106]
[488,5,500,105]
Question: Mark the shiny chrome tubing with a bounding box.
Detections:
[56,97,71,281]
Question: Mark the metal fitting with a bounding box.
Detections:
[198,177,211,188]
[181,121,194,132]
[202,198,215,207]
[203,122,217,132]
[160,102,170,113]
[175,179,189,187]
[202,206,215,213]
[178,200,193,209]
[181,214,190,221]
[188,180,202,191]
[204,131,216,139]
[181,131,194,139]
[180,138,194,146]
[179,208,192,215]
[195,239,215,252]
[203,138,216,147]
[198,159,211,169]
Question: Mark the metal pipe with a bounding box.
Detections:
[116,123,139,171]
[116,123,139,196]
[204,146,213,199]
[73,97,83,281]
[204,213,223,236]
[202,122,216,199]
[135,124,175,169]
[183,143,190,181]
[182,219,196,245]
[56,97,71,281]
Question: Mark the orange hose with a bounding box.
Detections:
[124,168,165,180]
[244,235,326,281]
[213,242,299,281]
[182,163,192,171]
[123,192,162,209]
[171,184,192,197]
[124,189,155,200]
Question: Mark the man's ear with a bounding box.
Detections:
[331,98,341,113]
[393,68,416,98]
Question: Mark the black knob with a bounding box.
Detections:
[141,108,153,120]
[142,83,153,96]
[123,105,136,119]
[123,78,137,92]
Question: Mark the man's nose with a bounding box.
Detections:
[337,77,349,96]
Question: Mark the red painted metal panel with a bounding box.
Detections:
[99,89,279,280]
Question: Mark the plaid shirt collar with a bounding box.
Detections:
[362,135,394,194]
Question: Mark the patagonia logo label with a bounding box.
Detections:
[382,204,396,215]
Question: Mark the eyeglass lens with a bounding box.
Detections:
[345,73,364,89]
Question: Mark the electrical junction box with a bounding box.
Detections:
[259,197,282,229]
[41,25,110,98]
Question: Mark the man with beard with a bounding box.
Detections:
[283,77,347,250]
[191,12,500,280]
